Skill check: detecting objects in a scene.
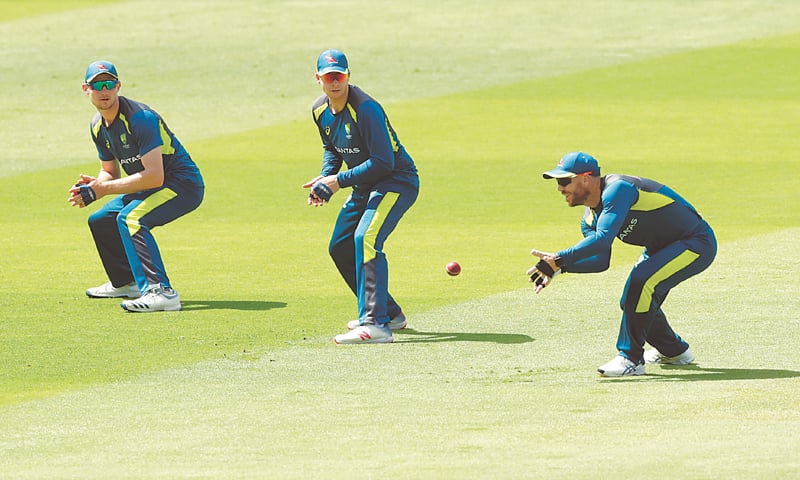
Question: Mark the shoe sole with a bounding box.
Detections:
[87,292,141,299]
[597,368,645,377]
[597,358,646,376]
[645,351,695,365]
[334,337,394,344]
[121,303,182,312]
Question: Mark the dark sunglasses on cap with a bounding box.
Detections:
[319,72,348,84]
[86,80,118,91]
[556,172,592,187]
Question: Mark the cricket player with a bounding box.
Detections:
[303,49,419,344]
[69,60,204,312]
[527,152,716,376]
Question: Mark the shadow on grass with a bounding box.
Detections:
[181,300,287,311]
[610,365,800,382]
[396,329,534,344]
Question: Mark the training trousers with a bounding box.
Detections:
[328,179,418,326]
[87,180,204,294]
[616,221,717,363]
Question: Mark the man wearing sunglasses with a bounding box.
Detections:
[69,60,204,312]
[303,49,420,344]
[527,152,716,376]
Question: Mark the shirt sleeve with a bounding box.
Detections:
[563,213,611,273]
[130,109,163,154]
[336,101,394,188]
[556,180,638,271]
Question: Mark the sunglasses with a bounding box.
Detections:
[319,72,348,84]
[556,172,592,187]
[87,80,118,91]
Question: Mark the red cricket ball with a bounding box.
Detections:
[446,261,461,276]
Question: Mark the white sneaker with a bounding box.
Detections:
[347,313,407,331]
[334,324,393,344]
[86,281,140,298]
[597,355,646,377]
[121,287,181,312]
[644,347,695,365]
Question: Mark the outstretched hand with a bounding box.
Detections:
[527,248,560,294]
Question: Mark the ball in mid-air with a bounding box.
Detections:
[446,261,461,276]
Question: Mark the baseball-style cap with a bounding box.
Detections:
[85,60,118,83]
[542,152,600,179]
[317,49,349,75]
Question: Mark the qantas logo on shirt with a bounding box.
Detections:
[119,155,141,165]
[618,218,638,240]
[335,146,360,154]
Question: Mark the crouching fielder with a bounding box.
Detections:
[69,60,204,312]
[528,152,716,376]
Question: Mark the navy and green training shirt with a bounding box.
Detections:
[311,85,418,192]
[556,175,707,273]
[90,96,203,187]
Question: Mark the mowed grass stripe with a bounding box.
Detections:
[3,1,800,177]
[0,0,119,22]
[1,228,797,478]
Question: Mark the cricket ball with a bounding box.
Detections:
[446,261,461,276]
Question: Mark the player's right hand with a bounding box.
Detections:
[527,249,560,294]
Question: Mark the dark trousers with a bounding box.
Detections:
[616,222,717,362]
[88,181,203,293]
[328,179,418,325]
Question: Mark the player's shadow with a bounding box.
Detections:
[397,329,533,345]
[180,300,287,311]
[611,365,800,382]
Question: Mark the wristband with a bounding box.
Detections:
[77,184,96,206]
[312,182,333,202]
[535,259,555,277]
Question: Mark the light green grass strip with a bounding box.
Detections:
[0,0,120,22]
[1,229,797,479]
[2,1,800,177]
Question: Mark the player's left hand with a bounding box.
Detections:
[527,248,560,294]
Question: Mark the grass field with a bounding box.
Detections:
[1,1,799,478]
